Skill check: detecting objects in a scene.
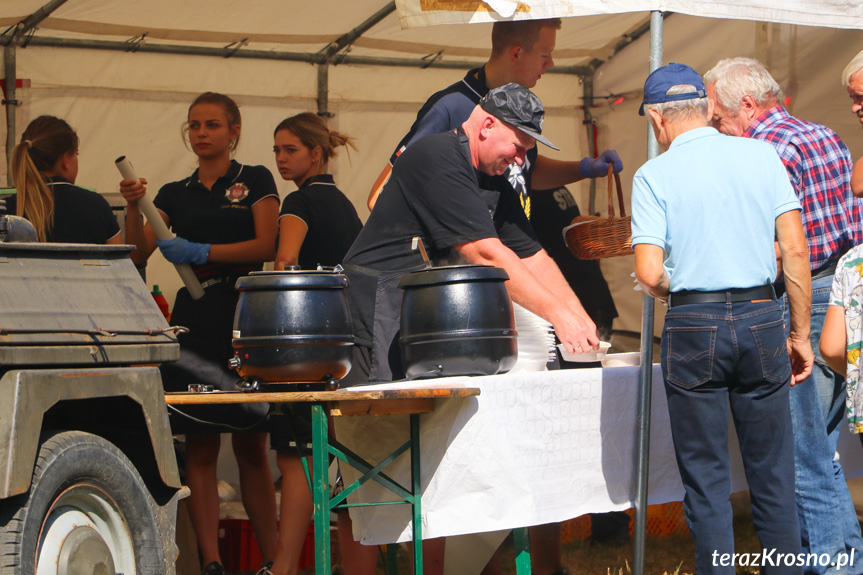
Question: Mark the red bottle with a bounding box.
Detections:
[151,284,170,321]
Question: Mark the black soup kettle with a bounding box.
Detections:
[398,264,517,379]
[230,270,353,388]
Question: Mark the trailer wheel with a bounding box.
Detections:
[0,431,166,575]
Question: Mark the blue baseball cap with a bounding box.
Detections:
[639,63,707,116]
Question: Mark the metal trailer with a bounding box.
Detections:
[0,240,184,575]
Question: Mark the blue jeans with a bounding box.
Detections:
[662,300,801,575]
[781,275,863,575]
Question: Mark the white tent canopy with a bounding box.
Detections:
[397,0,863,30]
[2,0,863,336]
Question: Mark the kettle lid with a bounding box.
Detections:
[398,264,509,289]
[236,270,349,290]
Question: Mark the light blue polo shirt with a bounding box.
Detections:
[631,126,801,293]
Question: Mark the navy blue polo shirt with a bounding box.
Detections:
[153,160,278,279]
[388,65,538,208]
[5,177,120,244]
[389,67,489,165]
[278,174,362,270]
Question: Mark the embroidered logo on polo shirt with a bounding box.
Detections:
[225,183,249,203]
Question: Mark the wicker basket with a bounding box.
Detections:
[564,164,632,259]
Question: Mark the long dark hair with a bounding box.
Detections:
[10,115,79,241]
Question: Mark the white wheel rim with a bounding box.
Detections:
[36,484,136,575]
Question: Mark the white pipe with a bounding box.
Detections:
[115,156,205,300]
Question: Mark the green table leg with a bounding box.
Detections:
[514,527,532,575]
[411,413,423,574]
[312,407,425,574]
[312,403,331,574]
[387,543,399,574]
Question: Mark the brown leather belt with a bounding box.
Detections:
[668,285,776,308]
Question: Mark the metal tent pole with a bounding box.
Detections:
[10,36,591,76]
[2,0,70,185]
[3,43,16,184]
[316,1,396,118]
[632,10,663,575]
[582,74,598,216]
[317,62,331,118]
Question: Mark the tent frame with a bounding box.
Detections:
[0,0,657,180]
[1,3,661,574]
[2,0,69,181]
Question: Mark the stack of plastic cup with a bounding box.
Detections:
[510,302,556,373]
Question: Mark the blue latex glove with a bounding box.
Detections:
[579,149,624,179]
[156,237,210,265]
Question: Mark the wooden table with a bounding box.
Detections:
[165,385,481,574]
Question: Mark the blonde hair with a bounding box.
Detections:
[273,112,357,166]
[182,92,242,155]
[9,115,79,242]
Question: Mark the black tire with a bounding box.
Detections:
[0,430,166,575]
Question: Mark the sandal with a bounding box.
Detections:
[202,562,226,575]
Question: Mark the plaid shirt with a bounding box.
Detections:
[744,106,860,270]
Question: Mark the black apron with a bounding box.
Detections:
[342,262,426,383]
[342,132,502,383]
[161,281,269,434]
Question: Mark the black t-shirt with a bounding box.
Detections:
[345,128,540,272]
[387,65,538,216]
[5,177,120,244]
[529,187,618,326]
[278,174,362,269]
[153,160,278,279]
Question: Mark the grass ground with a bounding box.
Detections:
[381,515,760,575]
[235,514,863,574]
[236,514,762,575]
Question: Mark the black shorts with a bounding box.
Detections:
[269,402,313,455]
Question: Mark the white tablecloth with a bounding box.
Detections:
[334,365,863,545]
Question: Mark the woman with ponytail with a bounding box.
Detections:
[272,112,362,271]
[8,115,120,243]
[264,112,362,575]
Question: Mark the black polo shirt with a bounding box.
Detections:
[278,174,362,269]
[346,128,540,272]
[5,177,120,244]
[153,160,278,278]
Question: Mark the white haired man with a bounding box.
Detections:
[633,62,813,575]
[705,57,863,575]
[841,48,863,196]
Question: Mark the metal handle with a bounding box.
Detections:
[411,236,432,268]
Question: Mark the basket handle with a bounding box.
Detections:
[605,163,626,219]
